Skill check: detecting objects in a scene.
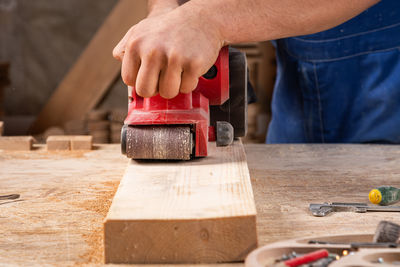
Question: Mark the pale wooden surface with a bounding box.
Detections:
[30,0,147,133]
[1,144,400,266]
[0,136,34,150]
[247,144,400,244]
[46,135,93,151]
[46,136,71,151]
[104,141,257,263]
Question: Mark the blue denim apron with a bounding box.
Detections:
[267,1,400,143]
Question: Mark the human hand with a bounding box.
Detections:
[113,5,223,99]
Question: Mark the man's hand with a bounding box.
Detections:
[113,6,223,99]
[114,0,379,99]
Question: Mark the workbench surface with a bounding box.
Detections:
[1,144,399,266]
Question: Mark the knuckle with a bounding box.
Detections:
[122,72,135,86]
[188,57,204,73]
[112,47,121,59]
[126,40,138,53]
[166,50,182,65]
[144,47,162,61]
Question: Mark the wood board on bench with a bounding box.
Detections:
[104,140,258,264]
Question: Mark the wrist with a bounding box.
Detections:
[174,1,226,48]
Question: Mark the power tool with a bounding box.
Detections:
[121,46,248,160]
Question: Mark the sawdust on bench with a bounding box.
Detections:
[72,181,119,264]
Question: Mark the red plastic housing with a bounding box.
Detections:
[124,46,229,157]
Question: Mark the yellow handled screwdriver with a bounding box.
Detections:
[369,186,400,206]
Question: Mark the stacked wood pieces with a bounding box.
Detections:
[38,108,127,144]
[46,135,92,151]
[0,136,34,150]
[87,109,110,144]
[109,108,126,143]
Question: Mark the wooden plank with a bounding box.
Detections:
[0,136,34,150]
[104,141,258,264]
[0,121,3,136]
[30,0,147,134]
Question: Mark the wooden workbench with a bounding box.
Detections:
[1,144,399,266]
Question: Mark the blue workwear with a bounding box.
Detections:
[267,1,400,143]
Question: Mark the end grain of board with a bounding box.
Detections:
[0,136,34,150]
[46,136,71,151]
[70,136,93,150]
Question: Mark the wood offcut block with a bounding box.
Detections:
[46,136,70,151]
[104,141,257,264]
[0,121,3,136]
[0,136,34,150]
[70,136,92,150]
[47,135,93,151]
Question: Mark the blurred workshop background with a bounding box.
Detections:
[0,0,276,143]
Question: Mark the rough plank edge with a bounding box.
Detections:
[104,215,257,264]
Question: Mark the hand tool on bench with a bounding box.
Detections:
[120,46,248,160]
[373,220,400,243]
[308,240,399,248]
[369,186,400,205]
[309,202,400,217]
[309,221,400,247]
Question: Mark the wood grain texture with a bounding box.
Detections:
[70,135,93,150]
[46,136,71,151]
[0,136,34,150]
[2,144,400,266]
[30,0,147,134]
[0,145,127,265]
[245,144,400,246]
[46,135,93,151]
[104,141,258,264]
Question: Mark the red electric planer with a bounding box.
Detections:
[121,46,248,160]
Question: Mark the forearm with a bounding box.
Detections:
[177,0,380,44]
